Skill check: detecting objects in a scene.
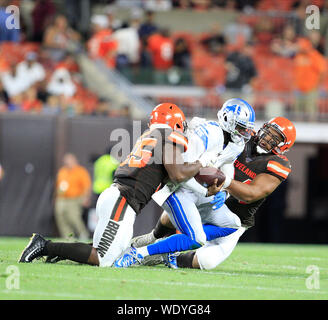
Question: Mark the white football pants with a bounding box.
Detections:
[163,188,241,247]
[196,203,246,270]
[93,185,136,267]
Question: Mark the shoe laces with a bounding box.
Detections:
[121,248,142,267]
[37,256,46,262]
[31,245,44,260]
[165,252,179,268]
[168,253,178,262]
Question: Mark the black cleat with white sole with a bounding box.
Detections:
[18,233,48,263]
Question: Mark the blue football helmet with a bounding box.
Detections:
[217,98,255,143]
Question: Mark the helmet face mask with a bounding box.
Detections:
[234,123,253,142]
[256,117,296,154]
[256,124,284,154]
[218,98,255,143]
[181,120,188,133]
[174,119,188,133]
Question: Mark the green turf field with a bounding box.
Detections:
[0,237,327,300]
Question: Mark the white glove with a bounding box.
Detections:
[198,151,218,168]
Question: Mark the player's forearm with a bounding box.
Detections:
[226,173,281,203]
[166,162,202,184]
[225,180,263,203]
[164,143,202,183]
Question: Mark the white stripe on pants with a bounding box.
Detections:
[162,188,206,246]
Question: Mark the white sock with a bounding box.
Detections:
[138,246,149,257]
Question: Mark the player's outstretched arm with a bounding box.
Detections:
[226,173,281,203]
[163,144,202,183]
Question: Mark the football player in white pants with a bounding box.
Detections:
[114,98,256,268]
[18,103,219,267]
[134,117,296,270]
[151,203,246,270]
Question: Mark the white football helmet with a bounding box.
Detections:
[217,98,255,144]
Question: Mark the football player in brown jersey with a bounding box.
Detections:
[115,98,256,268]
[18,103,220,266]
[131,117,297,270]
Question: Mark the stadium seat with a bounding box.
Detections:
[256,0,295,11]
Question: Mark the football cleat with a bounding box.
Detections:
[130,231,156,248]
[163,252,179,269]
[114,247,144,268]
[45,255,65,264]
[140,254,165,266]
[18,233,48,263]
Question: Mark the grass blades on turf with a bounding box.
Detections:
[0,237,327,300]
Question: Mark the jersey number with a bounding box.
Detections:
[121,137,157,168]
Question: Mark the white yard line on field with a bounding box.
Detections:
[233,262,328,272]
[28,273,327,296]
[0,289,95,299]
[133,266,325,280]
[294,256,326,261]
[198,270,304,279]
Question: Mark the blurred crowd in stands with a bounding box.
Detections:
[0,0,328,120]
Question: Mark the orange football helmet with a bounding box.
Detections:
[149,103,187,133]
[257,117,296,154]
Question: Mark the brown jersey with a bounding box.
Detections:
[114,126,188,214]
[225,136,291,227]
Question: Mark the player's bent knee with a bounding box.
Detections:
[196,253,220,270]
[195,244,228,270]
[194,231,206,247]
[160,211,172,227]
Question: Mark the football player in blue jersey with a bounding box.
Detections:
[131,117,296,270]
[114,98,256,268]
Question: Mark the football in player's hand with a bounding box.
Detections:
[195,167,226,187]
